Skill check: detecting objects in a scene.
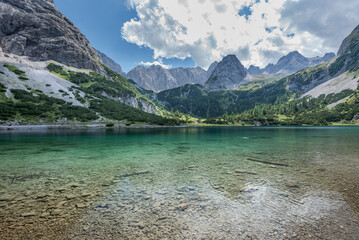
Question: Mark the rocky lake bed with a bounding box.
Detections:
[0,127,359,239]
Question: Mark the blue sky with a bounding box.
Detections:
[54,0,359,72]
[54,0,195,72]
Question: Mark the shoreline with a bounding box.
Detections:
[0,123,176,131]
[1,123,359,131]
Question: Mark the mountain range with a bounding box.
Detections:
[247,52,335,75]
[125,51,335,92]
[126,65,210,92]
[0,0,358,126]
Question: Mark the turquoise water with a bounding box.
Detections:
[0,127,359,239]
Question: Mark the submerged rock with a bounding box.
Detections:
[0,195,15,201]
[56,187,67,192]
[285,180,299,188]
[40,212,50,218]
[22,211,37,217]
[75,203,86,208]
[234,169,257,175]
[177,203,188,211]
[81,192,91,197]
[240,186,259,193]
[65,194,76,200]
[69,183,81,188]
[51,209,62,216]
[35,193,49,199]
[55,201,67,208]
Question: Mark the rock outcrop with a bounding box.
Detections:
[247,65,262,75]
[0,0,102,72]
[127,65,177,92]
[205,55,247,90]
[206,61,219,78]
[97,50,127,77]
[127,65,209,92]
[337,25,359,56]
[169,67,207,86]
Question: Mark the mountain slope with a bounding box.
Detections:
[0,0,103,72]
[169,67,207,86]
[157,78,290,118]
[0,53,180,125]
[206,61,219,78]
[97,50,127,77]
[287,24,359,95]
[0,0,181,125]
[127,65,208,92]
[338,25,359,56]
[127,65,177,92]
[205,55,247,90]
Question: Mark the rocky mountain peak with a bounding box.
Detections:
[286,51,302,58]
[0,0,103,72]
[247,65,262,75]
[205,54,247,90]
[220,55,244,67]
[276,51,307,66]
[323,52,336,60]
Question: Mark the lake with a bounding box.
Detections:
[0,127,359,239]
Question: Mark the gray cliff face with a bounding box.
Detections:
[127,65,177,92]
[127,65,208,92]
[169,67,207,85]
[205,55,247,90]
[120,96,157,115]
[247,65,262,75]
[273,51,311,74]
[97,50,127,77]
[337,25,359,56]
[0,0,102,72]
[249,51,335,76]
[206,61,219,78]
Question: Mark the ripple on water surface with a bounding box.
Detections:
[0,127,359,239]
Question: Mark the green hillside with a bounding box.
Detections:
[0,63,181,126]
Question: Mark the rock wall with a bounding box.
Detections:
[0,0,102,72]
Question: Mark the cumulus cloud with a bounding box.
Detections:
[281,0,359,54]
[139,58,171,69]
[122,0,359,68]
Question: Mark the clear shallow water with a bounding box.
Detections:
[0,127,359,239]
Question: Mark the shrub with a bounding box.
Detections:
[106,123,115,127]
[0,83,6,92]
[3,63,26,77]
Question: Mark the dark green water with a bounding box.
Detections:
[0,127,359,239]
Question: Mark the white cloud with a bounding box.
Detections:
[122,0,359,68]
[281,0,359,53]
[139,58,171,69]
